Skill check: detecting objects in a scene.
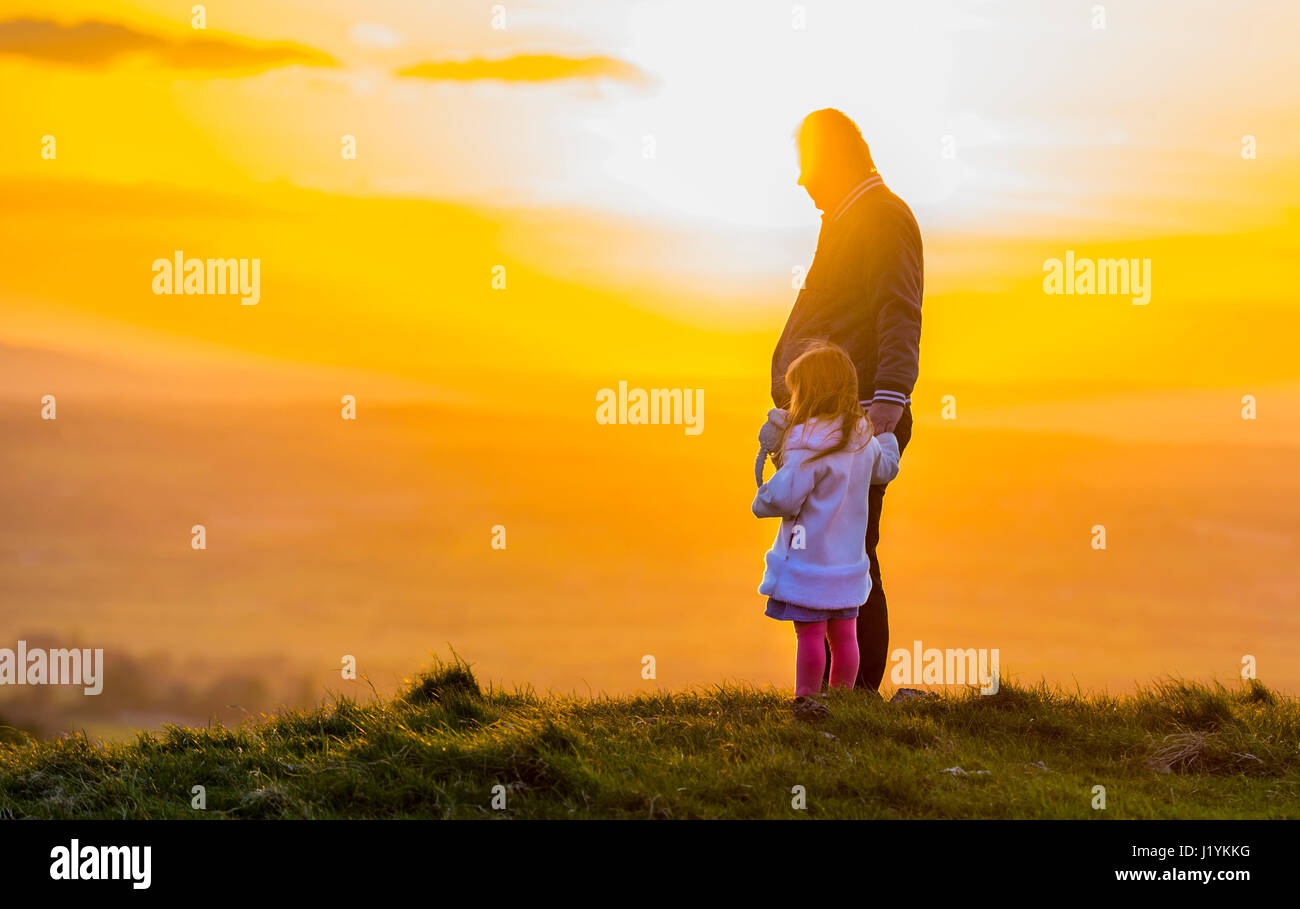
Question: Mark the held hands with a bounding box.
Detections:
[866,401,903,435]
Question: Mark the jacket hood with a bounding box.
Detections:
[785,416,870,453]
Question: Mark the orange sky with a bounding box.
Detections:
[1,0,1297,376]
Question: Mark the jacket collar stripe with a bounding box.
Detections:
[827,173,884,224]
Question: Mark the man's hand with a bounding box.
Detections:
[866,401,903,435]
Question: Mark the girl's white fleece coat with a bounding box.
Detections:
[752,417,900,609]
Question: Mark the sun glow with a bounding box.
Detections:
[581,2,961,229]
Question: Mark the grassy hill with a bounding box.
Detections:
[1,660,1297,819]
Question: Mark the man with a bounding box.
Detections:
[769,108,923,692]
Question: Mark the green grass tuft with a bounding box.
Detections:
[400,656,481,705]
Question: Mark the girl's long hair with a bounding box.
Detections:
[780,342,872,464]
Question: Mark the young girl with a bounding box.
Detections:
[752,343,900,717]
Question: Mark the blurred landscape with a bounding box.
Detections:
[3,179,1298,740]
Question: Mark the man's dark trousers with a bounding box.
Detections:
[821,404,913,691]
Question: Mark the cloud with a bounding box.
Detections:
[0,18,336,71]
[396,53,648,85]
[349,22,402,49]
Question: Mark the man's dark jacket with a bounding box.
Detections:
[771,178,923,409]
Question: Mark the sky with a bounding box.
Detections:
[2,0,1297,370]
[2,0,1298,234]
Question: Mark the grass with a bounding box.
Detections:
[1,659,1297,819]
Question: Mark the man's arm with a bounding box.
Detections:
[867,208,923,434]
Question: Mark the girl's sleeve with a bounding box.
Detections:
[752,448,821,519]
[870,432,901,485]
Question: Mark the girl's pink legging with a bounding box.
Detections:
[794,618,859,696]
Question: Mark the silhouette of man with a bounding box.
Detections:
[771,108,924,692]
